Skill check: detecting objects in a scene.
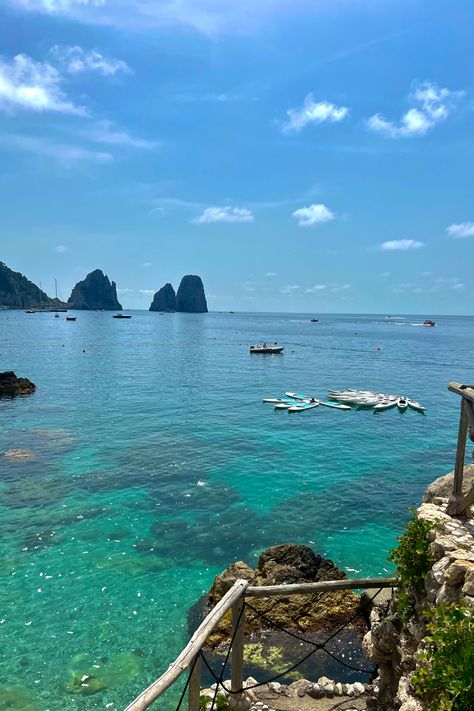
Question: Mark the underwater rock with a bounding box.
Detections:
[64,673,107,695]
[176,275,208,313]
[149,283,176,312]
[63,650,143,696]
[0,685,40,710]
[205,544,365,648]
[3,449,36,461]
[67,269,122,310]
[0,372,36,397]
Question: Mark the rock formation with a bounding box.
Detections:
[149,283,176,312]
[176,275,208,313]
[0,371,36,397]
[204,544,364,648]
[0,261,64,309]
[67,270,122,311]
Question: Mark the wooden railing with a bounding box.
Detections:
[447,382,474,516]
[124,576,397,711]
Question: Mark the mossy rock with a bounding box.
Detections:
[63,650,143,696]
[0,685,40,710]
[64,673,106,695]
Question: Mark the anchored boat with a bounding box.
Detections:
[250,343,284,354]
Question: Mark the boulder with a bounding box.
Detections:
[149,283,176,312]
[176,275,208,313]
[0,371,36,397]
[205,544,364,648]
[423,464,474,503]
[67,270,122,310]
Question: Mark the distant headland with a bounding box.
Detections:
[0,261,208,313]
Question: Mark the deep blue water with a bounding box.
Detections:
[0,310,472,710]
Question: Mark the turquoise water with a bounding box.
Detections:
[0,311,472,710]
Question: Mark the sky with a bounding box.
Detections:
[0,0,473,313]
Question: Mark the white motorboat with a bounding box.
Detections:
[250,343,284,354]
[397,397,408,411]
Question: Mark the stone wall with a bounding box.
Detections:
[363,468,474,711]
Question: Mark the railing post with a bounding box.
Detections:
[229,597,245,710]
[447,398,469,515]
[188,654,201,711]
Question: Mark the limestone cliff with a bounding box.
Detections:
[176,275,208,313]
[67,270,122,311]
[149,283,176,312]
[0,261,63,309]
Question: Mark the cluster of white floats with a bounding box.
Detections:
[263,389,426,414]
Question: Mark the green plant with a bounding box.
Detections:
[199,693,229,710]
[412,602,474,711]
[388,509,434,621]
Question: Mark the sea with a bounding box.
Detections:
[0,310,472,711]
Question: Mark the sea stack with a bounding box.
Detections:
[0,261,65,309]
[67,270,122,310]
[149,283,176,312]
[176,275,208,313]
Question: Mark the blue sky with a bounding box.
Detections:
[0,0,473,313]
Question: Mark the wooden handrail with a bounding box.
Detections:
[124,576,398,710]
[447,382,474,515]
[246,577,397,597]
[124,579,249,711]
[448,382,474,402]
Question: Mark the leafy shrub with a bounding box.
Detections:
[388,510,434,621]
[412,602,474,711]
[199,693,229,710]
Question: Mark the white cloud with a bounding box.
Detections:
[192,206,253,224]
[292,203,335,227]
[367,81,463,138]
[280,284,300,294]
[117,287,135,294]
[382,271,391,277]
[380,239,424,251]
[51,45,131,76]
[55,244,68,253]
[0,53,85,115]
[0,133,112,163]
[139,289,155,294]
[80,120,157,150]
[331,283,351,292]
[141,262,152,267]
[282,93,349,133]
[265,272,277,277]
[305,284,327,293]
[447,222,474,238]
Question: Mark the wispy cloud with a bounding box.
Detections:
[141,262,152,267]
[380,239,424,251]
[192,206,253,224]
[0,53,86,115]
[281,93,349,133]
[265,272,277,277]
[79,120,157,150]
[54,244,68,253]
[447,222,474,238]
[50,45,132,76]
[0,133,112,163]
[305,284,327,293]
[331,283,351,292]
[367,81,463,138]
[280,284,300,294]
[292,203,335,227]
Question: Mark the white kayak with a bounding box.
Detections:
[373,399,398,411]
[319,401,352,410]
[407,399,426,412]
[288,402,319,412]
[285,391,313,401]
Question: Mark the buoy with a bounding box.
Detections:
[376,346,381,351]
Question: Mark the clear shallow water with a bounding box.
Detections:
[0,311,472,710]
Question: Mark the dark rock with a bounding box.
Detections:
[423,464,474,503]
[149,283,176,312]
[205,543,365,648]
[0,261,65,309]
[67,269,122,310]
[176,275,208,313]
[0,371,36,397]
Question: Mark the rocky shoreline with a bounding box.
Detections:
[0,371,36,397]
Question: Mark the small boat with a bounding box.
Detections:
[113,314,132,319]
[407,399,426,413]
[397,397,408,411]
[288,402,319,412]
[422,319,436,327]
[319,401,352,410]
[250,343,283,354]
[54,314,60,318]
[274,402,294,410]
[66,316,77,321]
[310,318,319,323]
